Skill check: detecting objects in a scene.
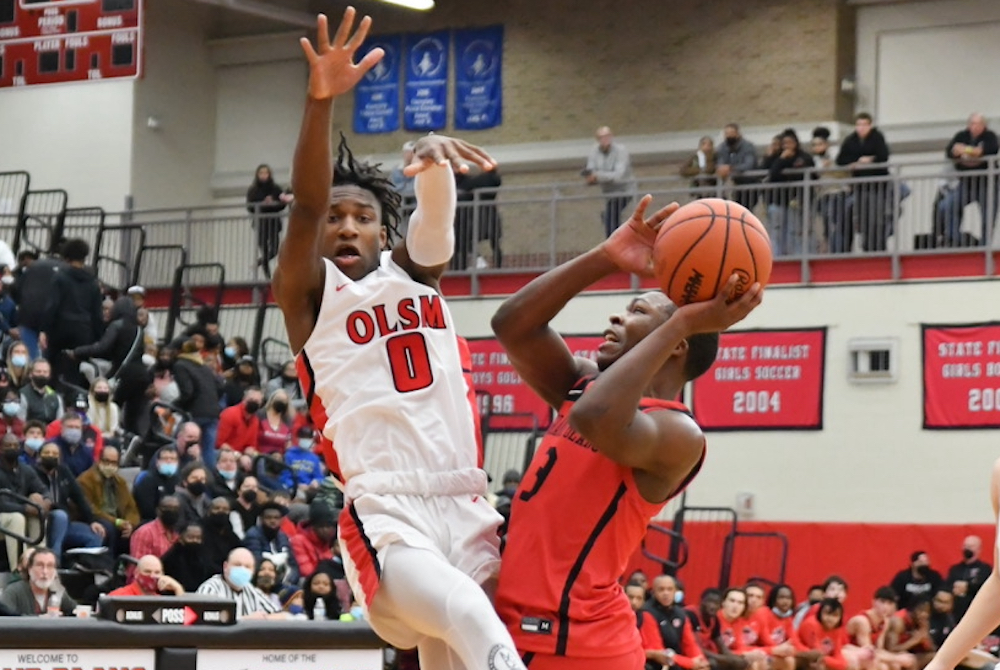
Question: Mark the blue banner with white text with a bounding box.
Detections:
[454,26,503,130]
[353,35,402,134]
[404,31,449,131]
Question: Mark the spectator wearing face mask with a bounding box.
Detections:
[210,448,245,503]
[162,522,214,592]
[216,387,263,456]
[19,358,63,424]
[19,420,46,466]
[47,395,104,461]
[87,378,120,445]
[4,341,31,390]
[132,446,181,523]
[243,499,299,586]
[280,426,324,495]
[33,441,104,565]
[198,547,285,620]
[51,411,94,478]
[0,433,51,568]
[231,476,262,538]
[109,554,184,597]
[76,445,139,556]
[264,360,304,409]
[290,499,338,579]
[222,355,259,407]
[0,387,25,439]
[202,496,241,573]
[890,551,944,612]
[257,390,292,457]
[128,496,181,570]
[175,463,211,528]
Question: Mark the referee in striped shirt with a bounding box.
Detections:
[197,547,288,620]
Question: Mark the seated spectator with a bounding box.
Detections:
[244,499,299,586]
[175,462,211,528]
[173,421,203,466]
[688,588,734,669]
[197,547,286,619]
[211,448,246,502]
[127,495,181,564]
[717,588,768,670]
[750,584,796,656]
[304,565,343,620]
[231,475,262,538]
[48,392,104,456]
[290,499,338,578]
[496,468,520,500]
[795,598,849,670]
[945,535,991,621]
[19,420,46,465]
[846,586,915,670]
[202,496,241,573]
[133,445,180,523]
[643,574,707,670]
[0,548,76,616]
[257,390,292,457]
[891,551,944,612]
[18,358,63,424]
[254,557,293,611]
[222,355,259,407]
[264,361,303,409]
[162,522,214,593]
[0,388,25,439]
[939,113,999,247]
[794,575,848,630]
[280,426,324,496]
[0,433,49,569]
[680,136,719,191]
[925,588,998,668]
[87,378,121,446]
[109,554,184,597]
[885,597,935,664]
[4,341,31,390]
[51,410,98,477]
[217,387,262,456]
[33,442,104,564]
[76,446,139,556]
[744,581,796,670]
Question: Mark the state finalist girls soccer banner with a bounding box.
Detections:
[353,35,402,134]
[690,328,827,431]
[923,323,1000,429]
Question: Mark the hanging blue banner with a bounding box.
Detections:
[353,35,402,134]
[404,31,449,131]
[454,26,503,130]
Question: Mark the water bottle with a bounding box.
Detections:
[313,597,326,621]
[47,593,61,618]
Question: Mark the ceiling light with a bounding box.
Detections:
[377,0,434,10]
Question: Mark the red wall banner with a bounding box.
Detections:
[690,328,826,430]
[467,335,602,431]
[923,322,1000,429]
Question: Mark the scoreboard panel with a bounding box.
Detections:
[0,0,142,89]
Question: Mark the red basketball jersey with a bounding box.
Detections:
[495,377,705,658]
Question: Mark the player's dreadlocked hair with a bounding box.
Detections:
[333,133,402,242]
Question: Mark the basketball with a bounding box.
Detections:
[653,198,772,305]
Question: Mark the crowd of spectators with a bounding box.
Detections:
[629,538,996,670]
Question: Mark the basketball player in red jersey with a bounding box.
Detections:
[491,194,763,670]
[273,9,525,670]
[845,587,915,670]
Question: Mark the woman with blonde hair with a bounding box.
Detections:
[5,341,31,389]
[88,377,121,445]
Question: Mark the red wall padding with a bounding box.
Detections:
[628,521,995,613]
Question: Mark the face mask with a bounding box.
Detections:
[244,400,261,414]
[40,456,59,470]
[224,346,237,359]
[10,354,27,368]
[228,566,253,589]
[240,490,257,504]
[31,375,49,388]
[674,591,684,604]
[963,548,975,560]
[350,605,364,620]
[99,463,118,478]
[282,373,297,382]
[94,392,110,403]
[136,574,160,594]
[62,428,82,444]
[24,437,44,453]
[206,512,229,528]
[261,524,279,539]
[2,449,20,465]
[187,481,207,496]
[272,401,288,414]
[157,462,178,477]
[218,468,237,481]
[288,604,304,615]
[0,275,13,286]
[916,565,931,578]
[298,439,315,450]
[159,509,180,527]
[726,136,740,148]
[1,401,18,417]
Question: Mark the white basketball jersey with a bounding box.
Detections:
[297,252,478,482]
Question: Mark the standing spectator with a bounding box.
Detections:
[257,390,291,457]
[246,164,293,279]
[0,433,49,568]
[126,286,158,347]
[72,297,149,439]
[221,336,250,374]
[280,426,324,495]
[940,113,999,247]
[680,136,719,192]
[243,500,299,585]
[837,112,892,252]
[584,126,635,237]
[175,462,211,528]
[52,411,93,478]
[0,548,77,616]
[766,129,815,257]
[716,123,759,210]
[811,126,851,253]
[11,249,63,360]
[19,358,63,424]
[34,442,104,564]
[946,535,991,621]
[162,522,214,593]
[128,495,181,563]
[172,339,222,469]
[0,264,18,344]
[389,141,417,212]
[76,446,139,556]
[454,165,503,269]
[217,387,263,456]
[133,445,181,523]
[290,499,337,578]
[44,238,104,390]
[197,547,285,619]
[5,341,31,390]
[890,551,944,612]
[263,360,303,408]
[202,497,242,574]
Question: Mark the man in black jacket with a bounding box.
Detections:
[11,248,62,360]
[940,113,999,247]
[0,433,50,570]
[172,340,222,469]
[33,441,105,564]
[837,112,893,252]
[44,238,104,390]
[132,445,181,523]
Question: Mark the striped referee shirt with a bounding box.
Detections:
[196,575,279,619]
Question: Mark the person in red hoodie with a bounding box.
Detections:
[748,583,797,670]
[290,499,337,578]
[216,387,263,455]
[717,587,768,670]
[796,598,850,670]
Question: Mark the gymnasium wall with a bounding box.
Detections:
[448,278,1000,525]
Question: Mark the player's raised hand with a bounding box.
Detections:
[403,135,497,176]
[300,8,383,101]
[601,195,678,276]
[676,273,763,334]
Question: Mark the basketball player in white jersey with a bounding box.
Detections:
[922,458,1000,670]
[272,9,525,670]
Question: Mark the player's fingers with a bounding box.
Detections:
[454,141,496,168]
[631,194,652,221]
[331,7,355,48]
[316,14,331,51]
[300,37,318,62]
[356,47,384,74]
[347,14,373,51]
[647,201,679,229]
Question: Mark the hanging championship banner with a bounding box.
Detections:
[691,328,826,431]
[923,323,1000,429]
[467,335,603,431]
[454,25,502,130]
[353,34,401,134]
[403,30,448,131]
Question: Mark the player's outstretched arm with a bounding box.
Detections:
[923,459,1000,670]
[392,135,496,287]
[273,8,383,353]
[569,275,761,480]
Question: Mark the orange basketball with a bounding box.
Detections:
[653,198,772,305]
